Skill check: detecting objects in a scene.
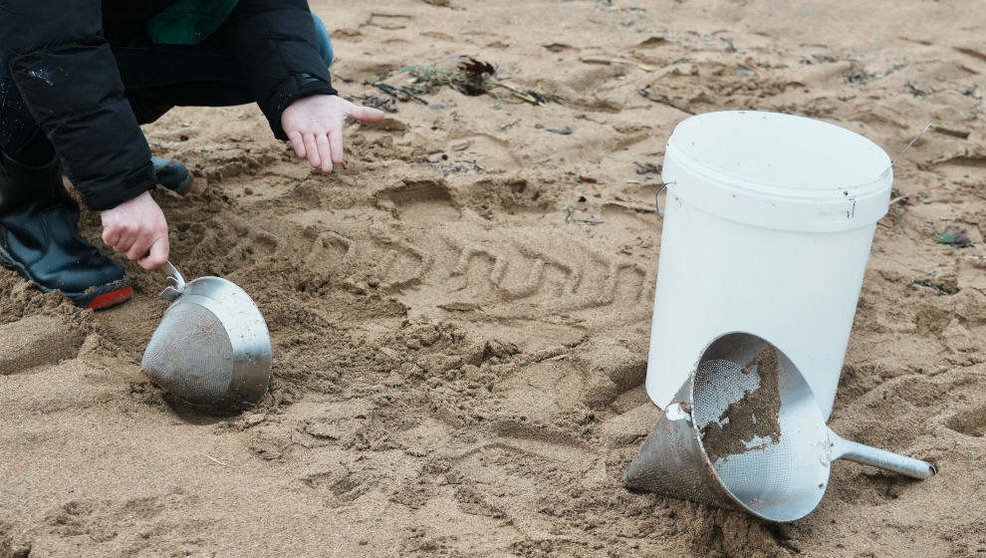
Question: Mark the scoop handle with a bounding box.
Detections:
[160,260,187,302]
[828,429,937,480]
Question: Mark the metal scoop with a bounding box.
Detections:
[141,262,272,413]
[624,332,936,522]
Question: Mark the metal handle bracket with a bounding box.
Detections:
[160,260,187,302]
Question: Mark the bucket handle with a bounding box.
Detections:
[656,182,675,216]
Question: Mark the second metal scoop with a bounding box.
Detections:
[625,332,936,522]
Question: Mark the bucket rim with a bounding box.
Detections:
[667,110,893,200]
[662,110,893,233]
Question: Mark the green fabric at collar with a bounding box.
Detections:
[148,0,241,45]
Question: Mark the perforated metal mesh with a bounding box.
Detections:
[625,335,840,521]
[693,357,794,512]
[142,303,234,406]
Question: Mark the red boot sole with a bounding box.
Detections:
[85,285,134,310]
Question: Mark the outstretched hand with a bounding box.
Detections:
[281,95,386,172]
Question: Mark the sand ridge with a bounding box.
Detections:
[2,0,986,556]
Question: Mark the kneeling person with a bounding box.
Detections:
[0,0,384,308]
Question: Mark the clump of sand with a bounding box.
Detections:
[700,346,783,463]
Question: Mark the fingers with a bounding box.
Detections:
[329,129,344,164]
[138,235,170,270]
[303,133,320,168]
[315,133,333,173]
[112,228,137,255]
[126,232,154,262]
[288,131,306,158]
[102,227,121,247]
[350,105,387,123]
[99,190,170,270]
[283,97,385,173]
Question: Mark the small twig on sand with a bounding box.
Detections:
[354,94,397,113]
[490,82,541,104]
[637,89,695,115]
[368,82,429,105]
[604,200,658,214]
[565,206,604,225]
[205,454,228,466]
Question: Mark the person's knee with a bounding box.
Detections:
[311,14,334,68]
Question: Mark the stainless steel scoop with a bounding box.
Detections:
[624,332,936,522]
[141,262,272,413]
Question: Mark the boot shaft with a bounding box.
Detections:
[0,148,130,308]
[0,150,76,215]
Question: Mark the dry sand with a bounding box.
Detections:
[2,0,986,556]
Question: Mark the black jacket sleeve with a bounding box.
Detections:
[0,0,156,210]
[220,0,338,140]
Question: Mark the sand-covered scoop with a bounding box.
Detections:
[625,332,936,522]
[142,262,272,413]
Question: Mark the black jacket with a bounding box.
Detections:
[0,0,336,210]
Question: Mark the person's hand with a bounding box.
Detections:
[100,191,170,270]
[281,94,386,173]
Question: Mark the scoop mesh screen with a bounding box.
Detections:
[141,303,234,405]
[693,357,795,512]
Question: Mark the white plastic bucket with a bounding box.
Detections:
[646,111,892,419]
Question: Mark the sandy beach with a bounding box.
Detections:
[2,0,985,555]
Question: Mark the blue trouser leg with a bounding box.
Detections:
[311,14,334,68]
